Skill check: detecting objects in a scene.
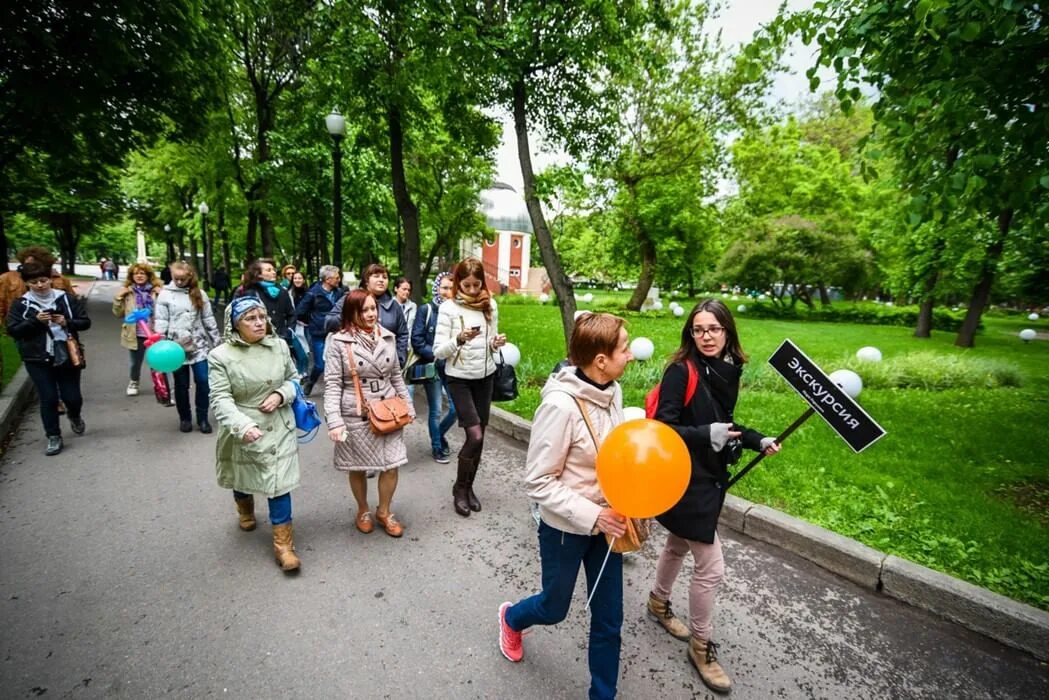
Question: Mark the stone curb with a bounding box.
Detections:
[488,405,1049,661]
[0,366,34,442]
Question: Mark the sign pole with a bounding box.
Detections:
[727,407,815,488]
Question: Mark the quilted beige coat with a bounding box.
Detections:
[323,326,414,472]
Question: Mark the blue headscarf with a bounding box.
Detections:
[230,296,266,326]
[432,271,451,306]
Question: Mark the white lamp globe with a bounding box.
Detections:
[574,310,591,321]
[673,306,685,317]
[1019,329,1037,342]
[622,406,646,422]
[630,337,655,361]
[500,342,522,367]
[856,346,883,362]
[538,293,549,303]
[829,369,863,398]
[1028,313,1039,321]
[737,304,747,313]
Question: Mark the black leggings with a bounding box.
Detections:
[446,374,494,461]
[24,361,83,437]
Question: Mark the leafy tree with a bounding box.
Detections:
[787,0,1049,346]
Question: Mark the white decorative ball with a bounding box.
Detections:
[538,293,549,303]
[500,342,521,368]
[653,301,663,311]
[856,346,883,362]
[758,293,767,300]
[731,295,739,300]
[673,306,684,317]
[1028,313,1039,321]
[574,310,591,321]
[622,406,646,422]
[885,301,894,307]
[737,304,747,313]
[630,337,655,362]
[1019,328,1037,342]
[582,292,594,303]
[829,369,863,398]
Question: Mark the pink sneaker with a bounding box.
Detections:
[499,601,523,662]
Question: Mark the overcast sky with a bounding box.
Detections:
[492,0,827,191]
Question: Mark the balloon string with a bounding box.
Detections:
[585,538,615,611]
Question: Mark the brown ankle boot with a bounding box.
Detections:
[466,458,481,513]
[235,495,256,531]
[688,637,731,694]
[272,522,301,572]
[647,593,690,641]
[453,458,472,517]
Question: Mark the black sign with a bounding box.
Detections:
[768,339,886,452]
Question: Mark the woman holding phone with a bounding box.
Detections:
[433,257,507,517]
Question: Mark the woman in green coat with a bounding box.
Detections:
[208,296,302,572]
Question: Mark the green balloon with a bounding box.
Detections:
[146,339,186,372]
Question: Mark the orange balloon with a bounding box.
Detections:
[596,419,691,518]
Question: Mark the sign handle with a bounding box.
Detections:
[727,407,816,489]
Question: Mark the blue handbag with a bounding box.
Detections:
[291,381,322,443]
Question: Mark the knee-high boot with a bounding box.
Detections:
[453,456,472,517]
[466,455,482,513]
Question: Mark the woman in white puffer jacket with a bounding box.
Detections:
[433,257,508,517]
[154,261,222,434]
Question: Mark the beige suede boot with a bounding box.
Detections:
[688,637,731,694]
[647,593,690,641]
[235,495,256,531]
[272,522,301,572]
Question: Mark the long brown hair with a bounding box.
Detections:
[123,263,161,289]
[169,261,206,310]
[340,288,374,331]
[451,257,492,321]
[669,298,747,366]
[242,259,275,289]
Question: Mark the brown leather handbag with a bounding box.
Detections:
[343,341,412,435]
[575,396,650,554]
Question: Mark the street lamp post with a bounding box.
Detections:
[198,202,211,291]
[326,109,346,268]
[164,224,176,265]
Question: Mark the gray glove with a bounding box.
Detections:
[709,422,735,452]
[760,437,778,452]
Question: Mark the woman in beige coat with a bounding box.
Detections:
[324,289,415,538]
[112,262,161,396]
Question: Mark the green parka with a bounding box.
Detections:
[208,304,300,498]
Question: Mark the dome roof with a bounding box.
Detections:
[479,182,533,234]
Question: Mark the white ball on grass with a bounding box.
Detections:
[500,342,522,367]
[856,346,883,362]
[829,369,863,398]
[622,406,646,422]
[1019,329,1037,342]
[630,337,655,361]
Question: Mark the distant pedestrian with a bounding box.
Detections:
[160,263,173,285]
[154,262,222,434]
[211,267,231,306]
[497,312,632,700]
[103,259,117,280]
[646,299,781,694]
[280,264,297,290]
[6,262,91,456]
[288,270,312,378]
[295,265,344,396]
[112,263,161,397]
[394,276,417,331]
[325,263,408,368]
[323,289,414,538]
[433,257,507,517]
[234,259,296,345]
[410,271,456,463]
[208,296,303,572]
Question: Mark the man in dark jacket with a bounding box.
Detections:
[296,264,345,395]
[211,267,231,306]
[325,263,408,367]
[410,271,457,462]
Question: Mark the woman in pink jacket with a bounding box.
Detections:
[497,312,633,700]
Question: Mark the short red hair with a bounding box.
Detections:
[569,313,625,367]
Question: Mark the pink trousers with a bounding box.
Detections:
[651,531,724,640]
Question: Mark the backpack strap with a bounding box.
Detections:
[573,396,600,449]
[684,359,699,406]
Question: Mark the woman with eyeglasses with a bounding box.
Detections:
[154,262,222,433]
[646,298,781,695]
[112,262,162,397]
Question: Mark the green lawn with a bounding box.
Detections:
[1,335,19,388]
[496,296,1049,610]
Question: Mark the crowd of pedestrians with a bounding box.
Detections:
[2,246,784,698]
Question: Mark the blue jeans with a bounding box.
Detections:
[173,359,210,422]
[505,521,623,700]
[423,375,456,452]
[233,490,291,525]
[308,337,326,383]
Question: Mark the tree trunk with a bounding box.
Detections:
[245,208,258,264]
[56,215,77,275]
[955,209,1011,348]
[388,105,423,300]
[818,282,831,306]
[0,213,9,266]
[686,267,696,298]
[914,271,939,338]
[626,235,656,311]
[513,79,575,352]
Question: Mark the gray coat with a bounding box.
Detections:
[208,305,300,497]
[154,283,221,365]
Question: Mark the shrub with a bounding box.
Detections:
[734,301,972,332]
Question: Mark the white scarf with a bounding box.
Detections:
[23,288,68,355]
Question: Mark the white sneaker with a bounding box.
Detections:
[126,380,139,396]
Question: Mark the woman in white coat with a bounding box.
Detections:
[433,257,507,517]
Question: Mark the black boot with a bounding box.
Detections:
[453,457,472,517]
[466,456,482,513]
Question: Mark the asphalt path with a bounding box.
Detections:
[1,282,1047,699]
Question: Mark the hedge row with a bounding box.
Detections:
[729,301,973,332]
